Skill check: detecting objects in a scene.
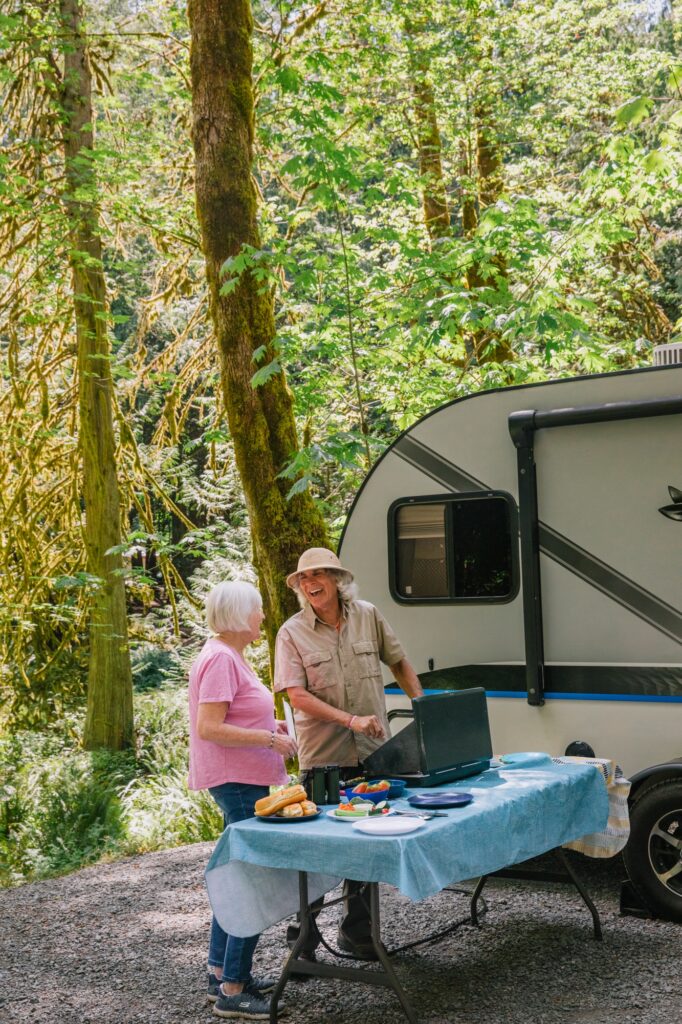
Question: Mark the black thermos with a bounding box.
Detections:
[325,765,340,804]
[311,766,326,805]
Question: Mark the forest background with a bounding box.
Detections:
[1,0,680,888]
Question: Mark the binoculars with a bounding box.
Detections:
[303,765,341,805]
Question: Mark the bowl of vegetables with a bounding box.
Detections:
[347,778,406,802]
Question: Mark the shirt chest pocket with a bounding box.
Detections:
[302,649,336,692]
[352,640,381,679]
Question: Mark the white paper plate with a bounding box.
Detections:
[351,816,425,836]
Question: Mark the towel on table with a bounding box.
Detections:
[552,756,631,857]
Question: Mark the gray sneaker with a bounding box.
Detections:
[208,974,277,1004]
[207,973,222,1003]
[244,975,277,997]
[213,988,281,1020]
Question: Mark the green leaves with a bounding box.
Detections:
[274,66,302,94]
[668,65,682,95]
[615,96,654,129]
[250,358,281,388]
[642,149,671,175]
[52,572,103,592]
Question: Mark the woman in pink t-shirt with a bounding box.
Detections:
[188,581,297,1020]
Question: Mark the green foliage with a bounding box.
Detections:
[2,0,681,863]
[245,0,680,480]
[0,734,133,885]
[0,684,223,887]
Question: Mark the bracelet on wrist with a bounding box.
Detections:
[348,715,357,731]
[268,730,275,748]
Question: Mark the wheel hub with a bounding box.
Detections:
[648,808,682,896]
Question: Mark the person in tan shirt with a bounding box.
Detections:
[274,547,423,959]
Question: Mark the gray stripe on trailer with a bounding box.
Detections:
[539,525,682,644]
[395,435,487,492]
[394,435,682,644]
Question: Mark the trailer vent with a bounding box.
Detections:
[653,341,682,366]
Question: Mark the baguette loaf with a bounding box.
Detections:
[279,802,304,817]
[254,784,307,817]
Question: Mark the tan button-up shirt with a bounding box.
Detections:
[274,599,405,769]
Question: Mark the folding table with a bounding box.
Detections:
[205,762,609,1023]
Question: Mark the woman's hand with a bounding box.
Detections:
[350,714,385,739]
[271,732,298,758]
[276,720,290,734]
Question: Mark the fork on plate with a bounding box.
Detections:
[392,810,446,820]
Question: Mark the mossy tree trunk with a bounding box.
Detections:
[59,0,134,750]
[187,0,328,657]
[475,100,504,210]
[466,93,512,363]
[405,16,451,243]
[404,15,509,365]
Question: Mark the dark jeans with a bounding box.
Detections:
[287,768,372,954]
[207,781,270,983]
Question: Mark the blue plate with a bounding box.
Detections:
[256,810,322,823]
[408,792,473,809]
[499,752,553,769]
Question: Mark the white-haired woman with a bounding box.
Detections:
[188,580,297,1021]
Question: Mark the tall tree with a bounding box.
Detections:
[59,0,134,748]
[187,0,329,654]
[403,8,511,364]
[404,13,451,243]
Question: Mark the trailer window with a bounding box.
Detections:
[451,498,512,598]
[395,503,448,598]
[392,495,516,602]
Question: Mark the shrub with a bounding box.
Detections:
[0,684,223,887]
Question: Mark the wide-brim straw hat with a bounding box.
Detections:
[286,547,354,589]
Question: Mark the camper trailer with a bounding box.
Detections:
[339,361,682,922]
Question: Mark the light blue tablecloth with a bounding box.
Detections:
[205,763,608,937]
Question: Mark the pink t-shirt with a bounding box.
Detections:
[187,637,288,791]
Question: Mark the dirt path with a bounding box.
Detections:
[1,843,678,1024]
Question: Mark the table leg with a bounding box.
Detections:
[470,875,488,927]
[367,882,418,1024]
[553,848,602,941]
[468,849,603,942]
[269,873,417,1024]
[268,871,317,1024]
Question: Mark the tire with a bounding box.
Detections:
[623,780,682,922]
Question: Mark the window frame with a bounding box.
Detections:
[388,491,520,605]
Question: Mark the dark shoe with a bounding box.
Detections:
[213,988,285,1020]
[209,973,276,1003]
[244,974,277,997]
[207,973,222,1003]
[289,948,317,983]
[291,949,316,963]
[286,923,319,959]
[337,930,379,962]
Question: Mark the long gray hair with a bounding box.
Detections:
[292,569,359,610]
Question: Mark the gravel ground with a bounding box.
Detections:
[1,842,679,1024]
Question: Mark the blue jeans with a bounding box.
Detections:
[207,781,270,983]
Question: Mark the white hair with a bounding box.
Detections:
[206,581,262,633]
[292,569,359,610]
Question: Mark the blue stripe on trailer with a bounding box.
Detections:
[385,686,682,703]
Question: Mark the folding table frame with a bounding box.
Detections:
[268,852,602,1024]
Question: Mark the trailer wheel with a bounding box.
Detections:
[623,780,682,922]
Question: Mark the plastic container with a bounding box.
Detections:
[347,781,394,804]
